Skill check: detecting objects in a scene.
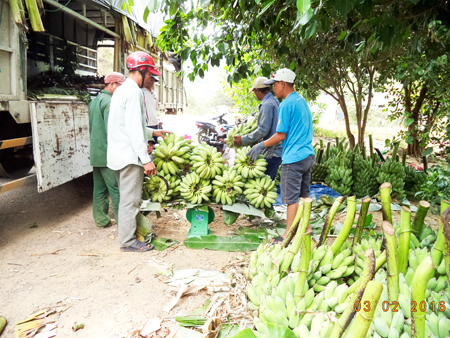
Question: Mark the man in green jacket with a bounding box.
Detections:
[89,72,125,227]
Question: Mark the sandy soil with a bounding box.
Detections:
[0,173,440,337]
[0,175,253,338]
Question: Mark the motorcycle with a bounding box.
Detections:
[195,113,231,143]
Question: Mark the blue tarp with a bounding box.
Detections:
[274,184,341,205]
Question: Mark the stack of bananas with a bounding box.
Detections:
[404,164,428,193]
[225,117,258,147]
[212,170,245,205]
[143,174,180,202]
[352,154,380,198]
[376,157,406,200]
[180,172,211,204]
[153,134,192,175]
[311,147,328,183]
[243,175,278,208]
[234,146,268,179]
[190,143,226,179]
[326,152,353,196]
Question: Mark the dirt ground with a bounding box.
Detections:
[0,175,254,338]
[0,173,441,338]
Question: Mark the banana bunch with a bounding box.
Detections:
[180,172,211,204]
[311,161,328,183]
[225,117,258,147]
[405,226,436,249]
[352,155,380,198]
[143,175,174,202]
[212,169,245,205]
[376,157,406,200]
[234,146,268,179]
[326,151,353,196]
[275,164,282,186]
[153,134,192,176]
[190,143,225,179]
[244,175,277,208]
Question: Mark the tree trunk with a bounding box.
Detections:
[406,84,427,157]
[338,96,356,148]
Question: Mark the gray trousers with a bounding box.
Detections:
[115,164,144,247]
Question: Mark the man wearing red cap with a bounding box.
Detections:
[89,72,125,228]
[107,52,172,252]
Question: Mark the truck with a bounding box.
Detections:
[0,0,184,194]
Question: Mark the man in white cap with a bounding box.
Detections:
[88,72,126,228]
[247,68,315,244]
[233,77,282,180]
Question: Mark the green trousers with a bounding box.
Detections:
[93,166,120,227]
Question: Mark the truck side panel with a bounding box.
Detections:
[30,101,91,192]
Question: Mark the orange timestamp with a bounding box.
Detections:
[354,300,447,312]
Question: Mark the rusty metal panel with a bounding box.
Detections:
[30,101,91,192]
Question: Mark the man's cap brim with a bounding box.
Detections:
[149,68,162,76]
[263,79,277,85]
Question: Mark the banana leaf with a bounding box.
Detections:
[149,237,178,251]
[189,299,210,315]
[218,324,240,338]
[140,200,161,211]
[234,227,268,237]
[229,328,257,338]
[223,210,239,225]
[175,316,207,327]
[184,235,263,252]
[222,203,265,217]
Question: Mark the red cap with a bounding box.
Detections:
[104,72,126,84]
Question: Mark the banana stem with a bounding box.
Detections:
[294,231,311,303]
[440,207,450,294]
[329,249,376,338]
[318,196,346,247]
[383,221,399,303]
[369,135,373,156]
[411,201,431,238]
[392,142,400,162]
[398,206,411,275]
[9,0,24,25]
[330,196,357,256]
[402,151,407,166]
[326,142,331,160]
[351,281,383,338]
[348,251,386,294]
[279,198,311,276]
[353,197,371,246]
[431,200,450,267]
[24,0,44,31]
[281,200,304,249]
[411,256,436,338]
[380,182,392,224]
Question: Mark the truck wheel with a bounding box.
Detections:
[0,147,34,178]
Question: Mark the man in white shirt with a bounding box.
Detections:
[107,51,172,252]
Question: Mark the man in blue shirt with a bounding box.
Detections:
[233,77,282,180]
[247,68,315,243]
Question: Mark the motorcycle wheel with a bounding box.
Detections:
[197,129,209,143]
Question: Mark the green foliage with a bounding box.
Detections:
[313,127,346,140]
[221,76,259,117]
[415,165,450,204]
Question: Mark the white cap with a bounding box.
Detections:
[264,68,296,85]
[249,77,270,93]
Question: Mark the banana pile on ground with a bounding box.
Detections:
[241,185,450,338]
[326,151,353,195]
[243,175,278,208]
[143,174,180,202]
[225,117,258,148]
[190,143,226,179]
[352,153,380,198]
[404,164,428,193]
[212,169,245,205]
[180,172,211,204]
[234,146,268,179]
[153,134,193,175]
[311,145,328,183]
[376,157,406,200]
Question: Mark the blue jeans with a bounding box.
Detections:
[265,156,282,181]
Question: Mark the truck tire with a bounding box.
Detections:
[0,148,34,178]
